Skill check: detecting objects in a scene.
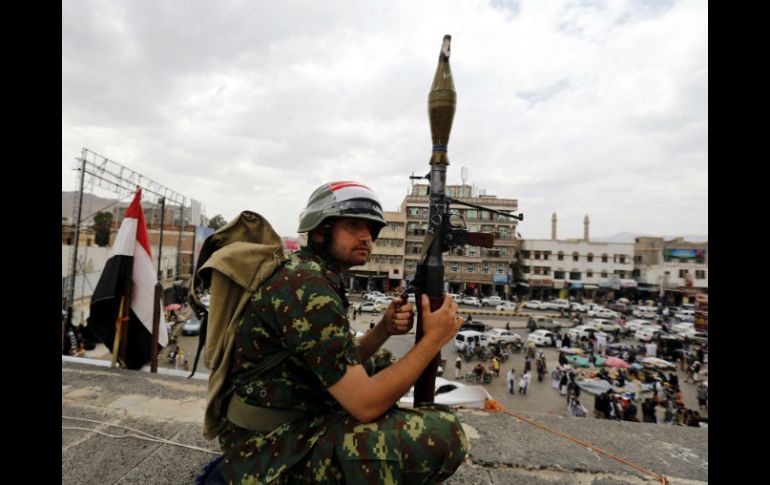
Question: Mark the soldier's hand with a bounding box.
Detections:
[383,296,415,336]
[420,294,464,347]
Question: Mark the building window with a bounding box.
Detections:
[554,271,565,280]
[569,272,582,280]
[534,251,541,260]
[466,209,478,220]
[601,271,608,278]
[632,269,640,278]
[407,261,417,271]
[468,247,479,257]
[522,251,530,259]
[618,271,626,278]
[481,263,490,274]
[557,252,564,261]
[466,264,477,273]
[602,254,608,263]
[634,255,642,264]
[695,270,706,279]
[543,251,550,261]
[496,264,506,274]
[679,269,688,278]
[572,252,579,262]
[619,255,626,264]
[534,267,542,275]
[449,263,459,273]
[543,268,550,276]
[167,268,173,278]
[522,266,530,274]
[586,270,593,278]
[587,253,593,262]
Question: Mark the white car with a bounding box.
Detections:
[523,300,544,310]
[567,325,607,341]
[635,327,664,342]
[495,301,517,312]
[570,302,587,312]
[481,296,503,307]
[674,309,695,322]
[358,301,384,313]
[624,319,661,333]
[454,330,489,352]
[484,328,522,346]
[672,322,695,334]
[399,377,491,409]
[632,306,659,319]
[544,299,570,311]
[447,293,461,302]
[460,296,482,307]
[680,329,708,344]
[587,307,620,319]
[372,296,394,307]
[527,329,557,346]
[587,318,621,333]
[365,291,386,301]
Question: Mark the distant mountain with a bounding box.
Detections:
[61,192,124,223]
[592,232,708,243]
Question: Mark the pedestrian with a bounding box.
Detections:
[642,398,657,423]
[217,181,467,483]
[558,351,568,367]
[551,367,561,390]
[524,355,532,374]
[518,371,530,395]
[559,373,569,396]
[562,333,571,349]
[491,357,501,377]
[568,397,587,417]
[594,392,607,419]
[455,356,463,380]
[369,319,375,331]
[505,321,510,331]
[696,382,708,410]
[507,368,516,395]
[697,345,705,365]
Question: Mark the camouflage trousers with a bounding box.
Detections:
[220,402,468,484]
[280,403,467,484]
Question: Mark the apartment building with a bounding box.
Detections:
[401,184,520,299]
[634,236,708,306]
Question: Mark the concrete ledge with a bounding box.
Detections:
[62,359,707,485]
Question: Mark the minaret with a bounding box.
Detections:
[584,214,590,242]
[551,213,557,240]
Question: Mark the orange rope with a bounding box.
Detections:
[481,400,667,484]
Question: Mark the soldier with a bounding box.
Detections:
[219,181,467,483]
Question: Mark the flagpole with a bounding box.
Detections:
[111,297,124,368]
[150,282,161,372]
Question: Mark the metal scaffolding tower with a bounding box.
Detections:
[64,148,191,329]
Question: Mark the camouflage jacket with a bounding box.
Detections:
[220,246,362,481]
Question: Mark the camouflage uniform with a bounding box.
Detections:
[220,247,467,483]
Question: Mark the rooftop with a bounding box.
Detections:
[62,358,707,484]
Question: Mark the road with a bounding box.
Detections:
[85,297,707,423]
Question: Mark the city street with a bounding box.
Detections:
[82,296,706,424]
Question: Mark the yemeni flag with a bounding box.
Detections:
[88,189,168,369]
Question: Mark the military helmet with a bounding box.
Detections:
[298,181,386,240]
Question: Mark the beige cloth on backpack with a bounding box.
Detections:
[192,211,287,440]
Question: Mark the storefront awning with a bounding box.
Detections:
[583,284,599,289]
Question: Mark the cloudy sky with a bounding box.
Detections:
[62,0,707,240]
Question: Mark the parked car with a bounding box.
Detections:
[587,318,621,333]
[570,302,587,312]
[460,296,482,307]
[680,329,708,344]
[523,300,544,310]
[447,293,461,302]
[672,322,695,334]
[632,306,659,319]
[544,299,570,311]
[495,301,517,312]
[587,307,620,319]
[460,321,487,333]
[567,325,606,341]
[455,330,489,352]
[527,329,557,346]
[399,377,491,409]
[674,309,695,322]
[358,301,384,313]
[182,317,202,336]
[372,296,394,307]
[607,302,630,315]
[635,327,664,342]
[364,291,386,301]
[481,296,503,307]
[624,319,660,335]
[484,328,522,346]
[534,317,565,332]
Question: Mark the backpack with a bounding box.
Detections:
[189,211,288,440]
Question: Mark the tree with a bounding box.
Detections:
[92,211,113,247]
[208,214,227,230]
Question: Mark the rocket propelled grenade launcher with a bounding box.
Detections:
[409,35,523,404]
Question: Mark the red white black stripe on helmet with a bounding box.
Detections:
[327,181,381,206]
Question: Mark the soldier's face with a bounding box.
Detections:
[322,218,374,270]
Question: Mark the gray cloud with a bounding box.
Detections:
[62,0,707,240]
